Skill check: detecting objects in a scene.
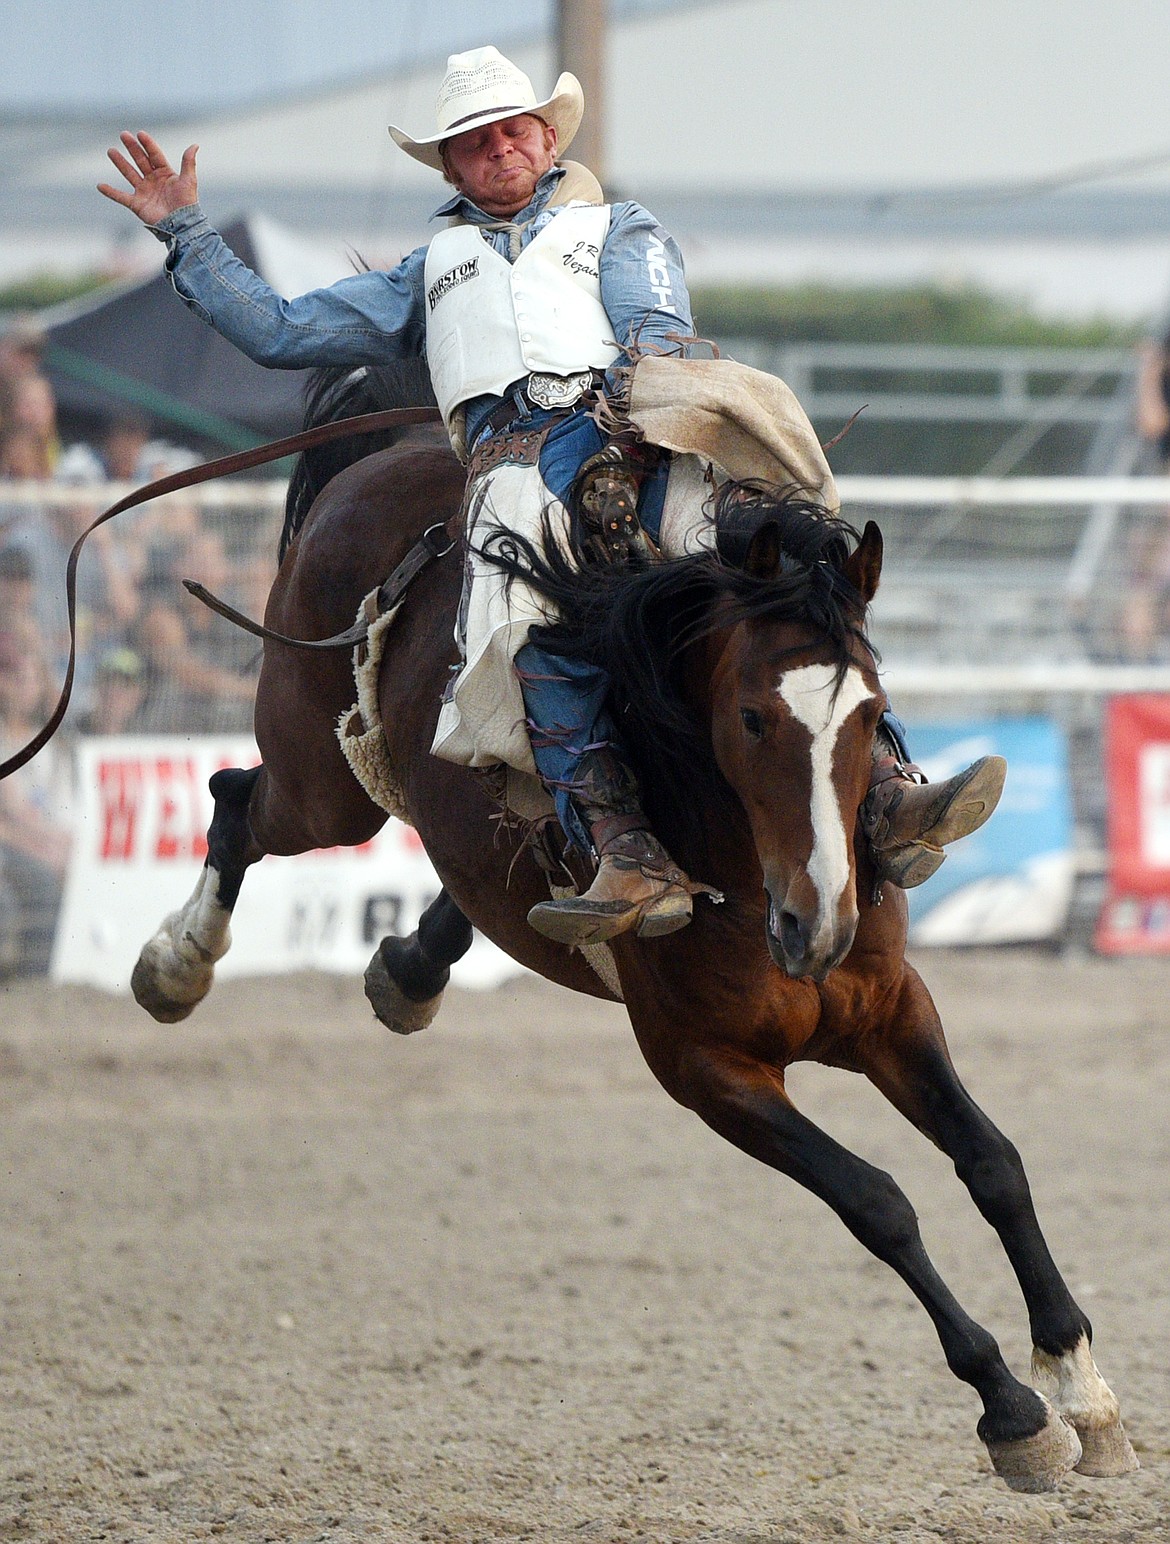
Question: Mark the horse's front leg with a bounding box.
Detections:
[131,766,262,1022]
[677,1043,1082,1491]
[859,968,1138,1479]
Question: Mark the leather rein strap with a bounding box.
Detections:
[0,404,444,781]
[182,518,457,650]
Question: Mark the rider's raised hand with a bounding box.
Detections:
[98,131,199,225]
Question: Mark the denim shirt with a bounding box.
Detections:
[152,166,694,443]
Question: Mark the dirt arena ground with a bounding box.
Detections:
[0,950,1167,1543]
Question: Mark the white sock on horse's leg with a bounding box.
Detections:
[130,862,234,1023]
[1032,1336,1139,1477]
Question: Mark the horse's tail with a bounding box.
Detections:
[281,359,437,562]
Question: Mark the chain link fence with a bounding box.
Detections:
[0,479,284,975]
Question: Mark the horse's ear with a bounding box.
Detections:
[842,520,883,604]
[743,520,782,580]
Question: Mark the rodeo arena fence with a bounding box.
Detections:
[5,460,1170,989]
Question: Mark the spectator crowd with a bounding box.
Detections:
[0,314,279,977]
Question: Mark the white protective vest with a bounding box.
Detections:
[423,202,621,432]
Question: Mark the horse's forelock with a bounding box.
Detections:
[710,485,867,652]
[713,482,854,564]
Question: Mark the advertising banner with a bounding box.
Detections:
[1096,694,1170,954]
[904,717,1075,946]
[52,736,523,991]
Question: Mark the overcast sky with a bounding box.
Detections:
[0,0,680,114]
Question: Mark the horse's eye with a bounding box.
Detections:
[740,707,764,740]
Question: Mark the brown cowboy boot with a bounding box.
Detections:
[574,445,658,565]
[527,748,708,946]
[861,730,1007,890]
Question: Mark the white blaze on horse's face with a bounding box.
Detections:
[774,662,875,976]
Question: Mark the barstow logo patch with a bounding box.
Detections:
[428,258,479,312]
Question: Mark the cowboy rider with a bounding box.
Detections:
[98,45,1005,947]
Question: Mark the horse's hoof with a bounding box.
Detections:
[1074,1421,1140,1477]
[130,958,199,1023]
[984,1401,1082,1492]
[130,926,217,1024]
[364,944,446,1035]
[1031,1338,1138,1478]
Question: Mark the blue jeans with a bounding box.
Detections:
[514,410,667,851]
[515,641,616,852]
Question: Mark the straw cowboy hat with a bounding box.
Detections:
[389,46,584,171]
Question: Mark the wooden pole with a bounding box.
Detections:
[557,0,607,186]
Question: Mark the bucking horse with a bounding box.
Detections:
[112,361,1137,1491]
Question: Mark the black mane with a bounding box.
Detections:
[280,360,438,561]
[480,483,871,860]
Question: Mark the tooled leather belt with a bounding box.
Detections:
[478,369,603,439]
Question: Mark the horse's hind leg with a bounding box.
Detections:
[860,971,1138,1478]
[678,1044,1082,1491]
[131,767,261,1023]
[364,888,474,1034]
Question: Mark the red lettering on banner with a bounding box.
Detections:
[90,746,420,869]
[1098,694,1170,954]
[154,758,203,860]
[98,758,145,860]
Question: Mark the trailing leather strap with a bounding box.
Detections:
[0,403,442,782]
[183,519,457,650]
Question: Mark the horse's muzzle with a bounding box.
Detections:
[765,888,858,982]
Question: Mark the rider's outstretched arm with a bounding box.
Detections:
[99,132,427,370]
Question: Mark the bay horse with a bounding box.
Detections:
[132,365,1136,1493]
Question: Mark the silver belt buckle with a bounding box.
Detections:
[525,370,593,410]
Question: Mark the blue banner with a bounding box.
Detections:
[901,717,1075,945]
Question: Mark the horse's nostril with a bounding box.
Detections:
[778,908,807,961]
[768,897,808,960]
